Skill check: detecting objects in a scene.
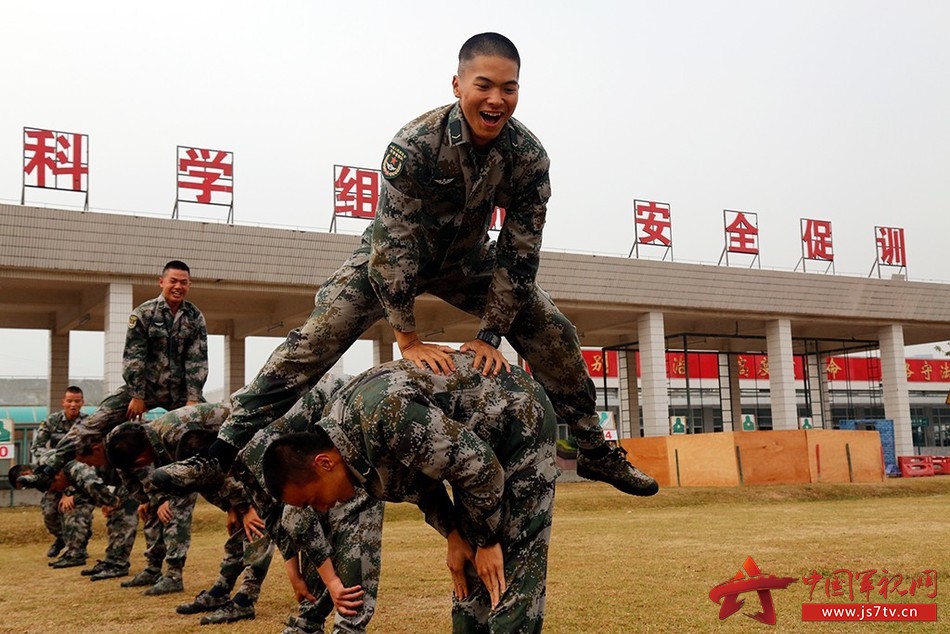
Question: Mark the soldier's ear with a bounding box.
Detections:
[313,453,334,474]
[452,75,461,99]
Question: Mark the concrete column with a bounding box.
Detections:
[806,353,829,428]
[373,335,394,366]
[104,282,133,394]
[48,332,70,410]
[879,324,913,456]
[619,349,640,438]
[717,353,740,432]
[223,333,246,397]
[638,312,668,437]
[766,319,797,430]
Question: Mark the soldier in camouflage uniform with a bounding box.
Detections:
[174,422,276,625]
[278,491,383,634]
[226,373,384,633]
[30,385,87,557]
[158,34,655,501]
[35,261,207,479]
[74,438,141,581]
[177,510,275,626]
[105,402,229,596]
[50,460,128,569]
[264,352,558,633]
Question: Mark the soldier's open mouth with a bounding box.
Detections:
[480,112,503,125]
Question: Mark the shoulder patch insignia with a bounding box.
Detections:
[128,315,138,329]
[449,119,463,144]
[381,143,408,180]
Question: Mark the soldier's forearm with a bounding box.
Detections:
[393,329,421,352]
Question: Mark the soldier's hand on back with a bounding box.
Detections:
[400,340,458,375]
[460,340,510,376]
[126,398,146,421]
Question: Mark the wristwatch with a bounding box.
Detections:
[475,328,502,349]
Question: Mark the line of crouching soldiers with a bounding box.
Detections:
[11,384,379,632]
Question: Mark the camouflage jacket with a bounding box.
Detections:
[124,294,208,405]
[63,460,121,507]
[368,102,551,335]
[320,352,558,548]
[31,410,87,464]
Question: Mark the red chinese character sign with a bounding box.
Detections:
[628,199,673,260]
[174,146,234,223]
[718,209,760,268]
[797,218,835,273]
[870,226,907,279]
[22,127,89,210]
[330,164,381,232]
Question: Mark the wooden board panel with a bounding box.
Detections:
[733,430,811,485]
[620,437,674,487]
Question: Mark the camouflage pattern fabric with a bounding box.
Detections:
[233,373,386,630]
[223,235,601,454]
[280,490,383,633]
[220,102,603,454]
[142,402,229,468]
[56,461,122,562]
[123,294,208,404]
[103,492,139,568]
[64,460,121,508]
[109,405,224,580]
[48,295,208,469]
[59,490,95,561]
[233,374,351,558]
[291,352,556,632]
[370,102,550,336]
[141,490,198,579]
[40,490,64,541]
[212,528,275,602]
[113,403,229,504]
[31,409,87,465]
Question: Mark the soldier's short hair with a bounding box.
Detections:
[262,429,335,499]
[459,32,520,71]
[65,385,83,396]
[162,260,191,276]
[105,423,151,469]
[7,464,29,489]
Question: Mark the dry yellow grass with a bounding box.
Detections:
[1,478,948,633]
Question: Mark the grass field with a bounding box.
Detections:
[1,477,948,633]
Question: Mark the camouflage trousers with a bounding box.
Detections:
[103,494,139,568]
[212,528,275,602]
[142,492,197,579]
[61,493,96,560]
[222,240,604,451]
[40,490,64,541]
[49,385,191,471]
[282,488,384,633]
[454,477,555,633]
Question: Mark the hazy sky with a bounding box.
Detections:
[2,1,949,388]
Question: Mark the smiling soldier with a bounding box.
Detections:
[159,33,657,504]
[29,261,208,483]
